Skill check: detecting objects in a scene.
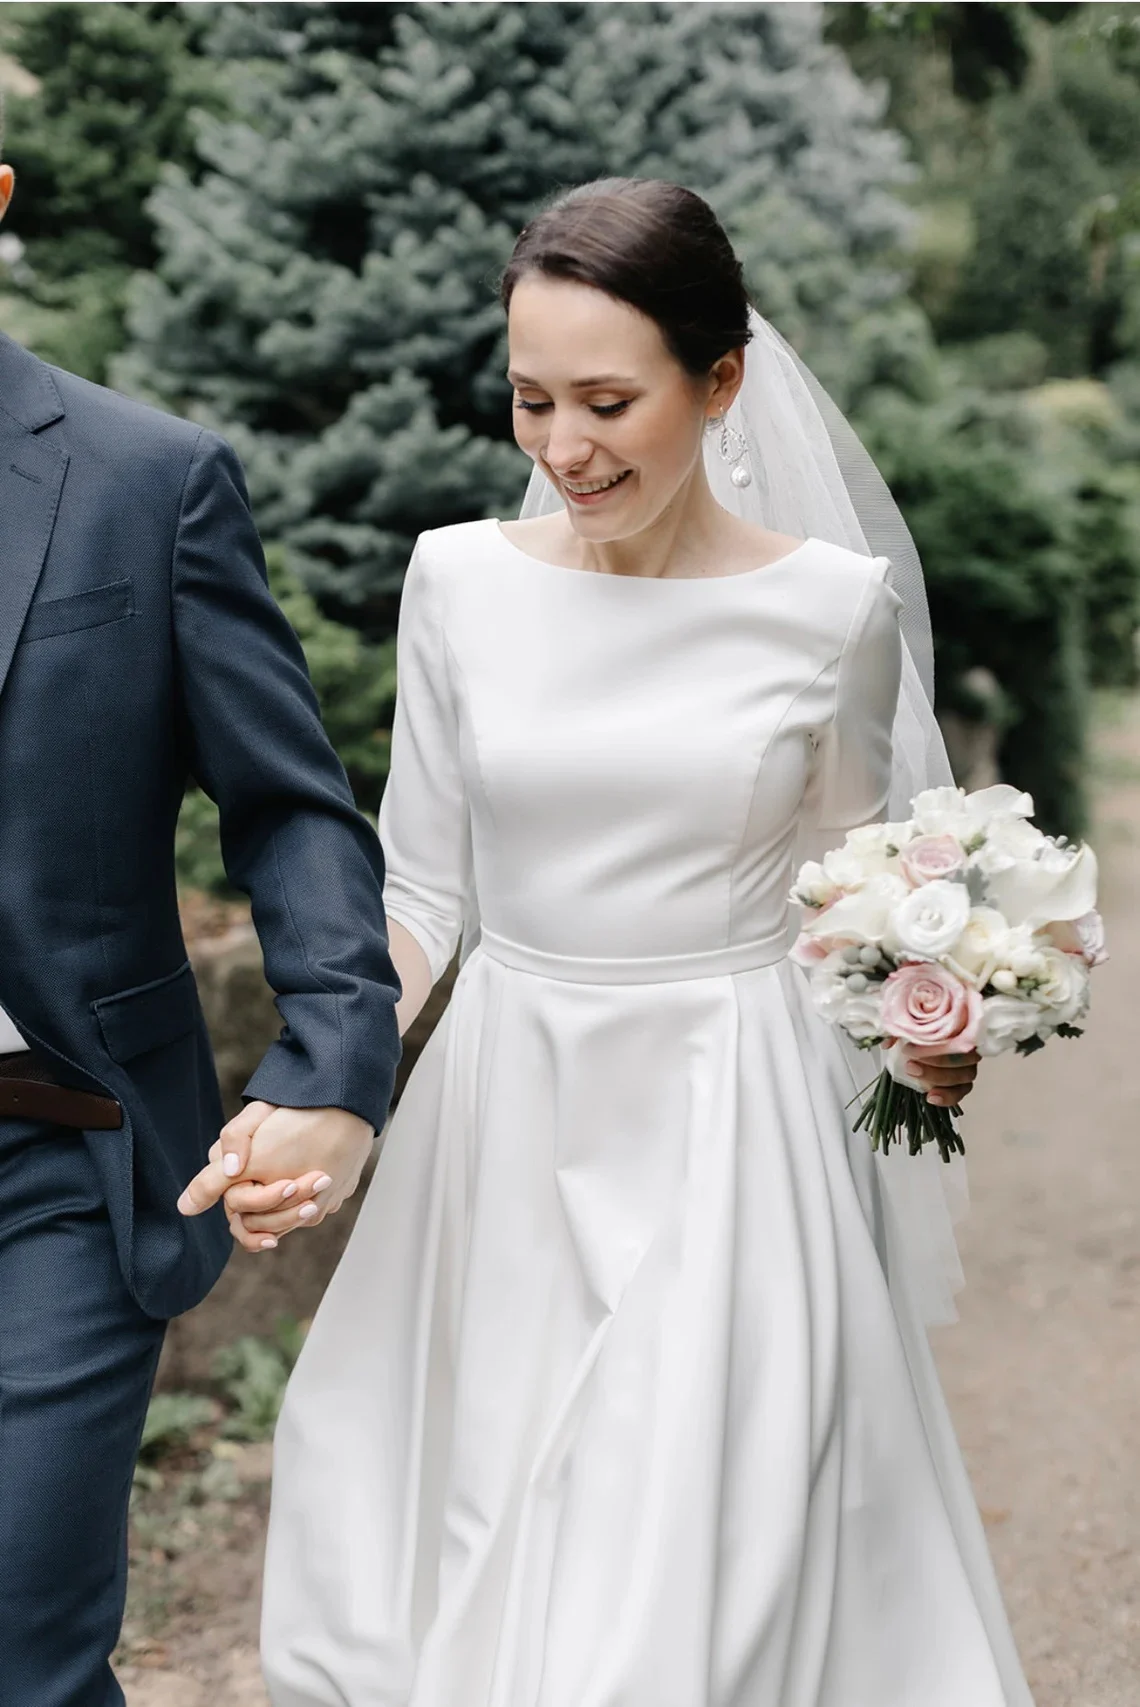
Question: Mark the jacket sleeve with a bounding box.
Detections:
[172,428,401,1132]
[377,537,472,986]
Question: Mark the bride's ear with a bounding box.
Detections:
[706,348,747,417]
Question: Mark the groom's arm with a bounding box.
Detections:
[170,428,402,1138]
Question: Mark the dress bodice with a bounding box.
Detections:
[379,518,902,980]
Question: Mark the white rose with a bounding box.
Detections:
[945,906,1013,988]
[886,878,971,960]
[911,785,1038,860]
[822,844,878,889]
[910,786,975,839]
[975,994,1044,1057]
[812,976,884,1042]
[845,823,894,855]
[985,840,1099,929]
[802,874,910,946]
[792,860,840,909]
[910,783,1034,842]
[969,815,1047,882]
[843,822,912,860]
[1033,945,1090,1027]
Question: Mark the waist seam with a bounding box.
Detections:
[476,926,789,985]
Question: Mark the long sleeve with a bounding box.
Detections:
[809,562,903,835]
[172,429,402,1132]
[378,538,472,986]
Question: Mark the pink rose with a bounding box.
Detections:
[879,961,982,1056]
[1047,909,1107,968]
[900,833,966,888]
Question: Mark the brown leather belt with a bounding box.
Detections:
[0,1049,123,1130]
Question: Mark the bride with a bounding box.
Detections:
[252,179,1035,1705]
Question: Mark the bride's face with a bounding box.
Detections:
[507,276,737,540]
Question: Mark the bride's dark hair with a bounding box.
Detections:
[500,178,753,377]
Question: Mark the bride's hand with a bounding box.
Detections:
[896,1045,980,1109]
[219,1169,334,1252]
[177,1101,375,1251]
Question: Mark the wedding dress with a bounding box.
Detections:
[260,517,1035,1707]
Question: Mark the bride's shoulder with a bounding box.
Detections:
[798,536,890,579]
[413,517,499,565]
[798,537,895,604]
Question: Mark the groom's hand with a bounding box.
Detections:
[177,1102,374,1251]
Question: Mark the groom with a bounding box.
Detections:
[0,157,400,1701]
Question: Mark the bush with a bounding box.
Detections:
[861,387,1089,835]
[1075,470,1140,688]
[212,1318,305,1441]
[176,544,395,897]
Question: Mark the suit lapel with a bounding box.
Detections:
[0,417,69,705]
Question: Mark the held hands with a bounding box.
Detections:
[177,1101,375,1254]
[890,1043,980,1109]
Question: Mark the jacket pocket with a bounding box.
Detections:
[22,579,134,643]
[93,961,200,1065]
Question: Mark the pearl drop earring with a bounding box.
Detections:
[711,412,752,489]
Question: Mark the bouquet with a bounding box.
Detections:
[790,785,1104,1163]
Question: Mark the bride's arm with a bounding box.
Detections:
[377,536,474,1029]
[810,564,978,1109]
[390,919,434,1038]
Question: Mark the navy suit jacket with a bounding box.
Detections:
[0,333,402,1318]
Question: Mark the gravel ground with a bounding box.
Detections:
[119,703,1140,1706]
[928,698,1140,1707]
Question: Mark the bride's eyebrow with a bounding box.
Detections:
[507,371,636,389]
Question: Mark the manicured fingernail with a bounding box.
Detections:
[281,1182,298,1200]
[260,1237,278,1250]
[176,1191,192,1215]
[223,1152,241,1178]
[313,1174,333,1193]
[298,1202,319,1221]
[907,1063,923,1077]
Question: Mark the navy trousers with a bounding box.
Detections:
[0,1117,166,1706]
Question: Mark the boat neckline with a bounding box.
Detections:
[490,518,817,584]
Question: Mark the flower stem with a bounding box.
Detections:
[853,1069,966,1162]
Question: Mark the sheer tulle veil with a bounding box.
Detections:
[468,307,969,1327]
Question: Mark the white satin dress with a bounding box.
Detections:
[261,519,1034,1707]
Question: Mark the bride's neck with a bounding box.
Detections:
[573,464,734,581]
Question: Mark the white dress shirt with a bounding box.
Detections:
[0,1005,28,1053]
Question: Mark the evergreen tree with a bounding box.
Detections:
[121,1,911,631]
[1,2,222,380]
[945,93,1104,374]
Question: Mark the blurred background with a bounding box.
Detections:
[1,4,1138,1703]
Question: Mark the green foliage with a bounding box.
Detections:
[862,386,1089,834]
[121,1,911,627]
[176,544,396,897]
[826,1,1140,826]
[6,0,1136,841]
[265,546,396,806]
[212,1318,304,1441]
[138,1391,219,1462]
[944,93,1104,374]
[175,787,227,898]
[1,1,222,379]
[827,3,1037,106]
[4,2,215,275]
[1074,470,1140,688]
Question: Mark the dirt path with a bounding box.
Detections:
[118,701,1140,1707]
[929,696,1140,1707]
